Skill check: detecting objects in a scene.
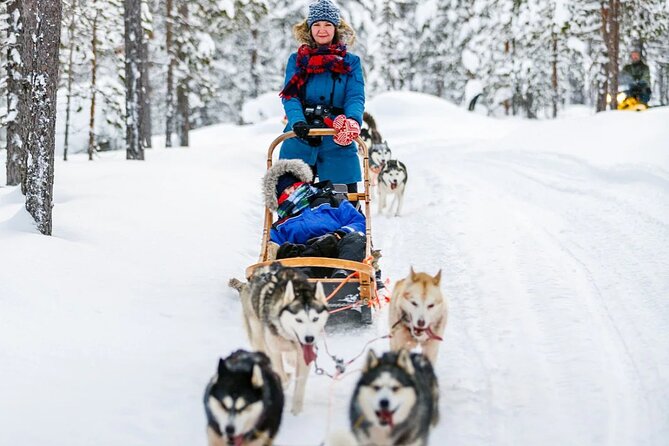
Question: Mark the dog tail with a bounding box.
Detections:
[325,430,358,446]
[228,278,246,294]
[363,111,383,144]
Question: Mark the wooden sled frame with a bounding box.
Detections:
[245,128,377,304]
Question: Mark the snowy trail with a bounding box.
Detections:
[379,140,669,445]
[2,95,668,445]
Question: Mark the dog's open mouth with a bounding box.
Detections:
[412,326,443,341]
[301,343,317,365]
[376,409,395,428]
[226,434,245,446]
[390,181,398,190]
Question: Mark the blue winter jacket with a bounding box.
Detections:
[270,199,365,246]
[280,51,365,185]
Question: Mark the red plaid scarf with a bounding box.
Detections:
[279,44,351,100]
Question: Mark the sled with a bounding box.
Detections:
[245,128,380,325]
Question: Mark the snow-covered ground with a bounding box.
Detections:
[1,92,668,445]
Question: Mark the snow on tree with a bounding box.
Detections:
[22,0,63,235]
[124,0,145,160]
[4,0,27,188]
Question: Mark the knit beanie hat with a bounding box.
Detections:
[262,159,314,211]
[276,173,301,197]
[307,0,341,28]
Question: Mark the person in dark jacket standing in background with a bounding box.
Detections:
[620,47,652,104]
[279,0,365,193]
[262,159,366,277]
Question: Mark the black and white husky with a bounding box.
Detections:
[229,263,329,414]
[378,159,408,217]
[204,350,283,446]
[369,141,392,176]
[369,140,392,201]
[361,111,383,148]
[348,349,439,446]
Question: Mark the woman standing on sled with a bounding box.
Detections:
[279,0,365,193]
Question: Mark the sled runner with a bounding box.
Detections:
[245,128,380,325]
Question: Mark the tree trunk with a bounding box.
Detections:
[63,0,78,162]
[176,1,189,147]
[124,0,144,160]
[5,0,26,188]
[250,28,259,98]
[88,7,99,161]
[597,2,610,112]
[23,0,62,235]
[141,38,152,148]
[551,31,559,119]
[165,0,174,147]
[607,0,620,110]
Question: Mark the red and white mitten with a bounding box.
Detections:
[331,114,360,146]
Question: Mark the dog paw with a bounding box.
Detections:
[291,401,303,415]
[280,372,292,388]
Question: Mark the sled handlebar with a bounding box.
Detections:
[265,128,368,163]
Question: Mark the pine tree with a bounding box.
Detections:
[4,0,26,187]
[22,0,62,235]
[124,0,145,160]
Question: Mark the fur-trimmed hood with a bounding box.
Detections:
[262,159,314,211]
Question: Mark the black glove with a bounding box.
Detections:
[292,121,310,139]
[277,242,307,259]
[303,233,339,258]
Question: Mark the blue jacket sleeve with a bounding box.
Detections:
[270,227,286,245]
[282,53,306,129]
[344,55,365,126]
[335,201,366,234]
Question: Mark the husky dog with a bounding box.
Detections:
[389,268,447,364]
[229,263,329,414]
[378,159,408,217]
[369,140,392,189]
[204,350,283,446]
[349,349,439,446]
[360,111,383,148]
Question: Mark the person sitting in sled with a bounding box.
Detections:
[262,159,366,277]
[279,0,364,194]
[620,47,651,104]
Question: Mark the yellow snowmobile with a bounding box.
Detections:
[616,90,648,111]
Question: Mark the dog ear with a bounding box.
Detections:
[315,281,326,304]
[410,267,418,282]
[364,349,379,372]
[397,349,415,376]
[283,280,295,306]
[433,269,442,286]
[251,364,264,389]
[217,358,227,375]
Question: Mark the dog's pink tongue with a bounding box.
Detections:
[378,410,394,428]
[302,344,317,365]
[231,435,244,446]
[390,182,397,190]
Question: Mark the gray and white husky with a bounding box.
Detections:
[378,159,408,217]
[204,350,283,446]
[369,140,392,200]
[229,263,329,415]
[348,349,439,446]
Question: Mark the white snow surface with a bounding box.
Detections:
[1,91,668,446]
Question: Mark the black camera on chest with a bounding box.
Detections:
[303,104,331,128]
